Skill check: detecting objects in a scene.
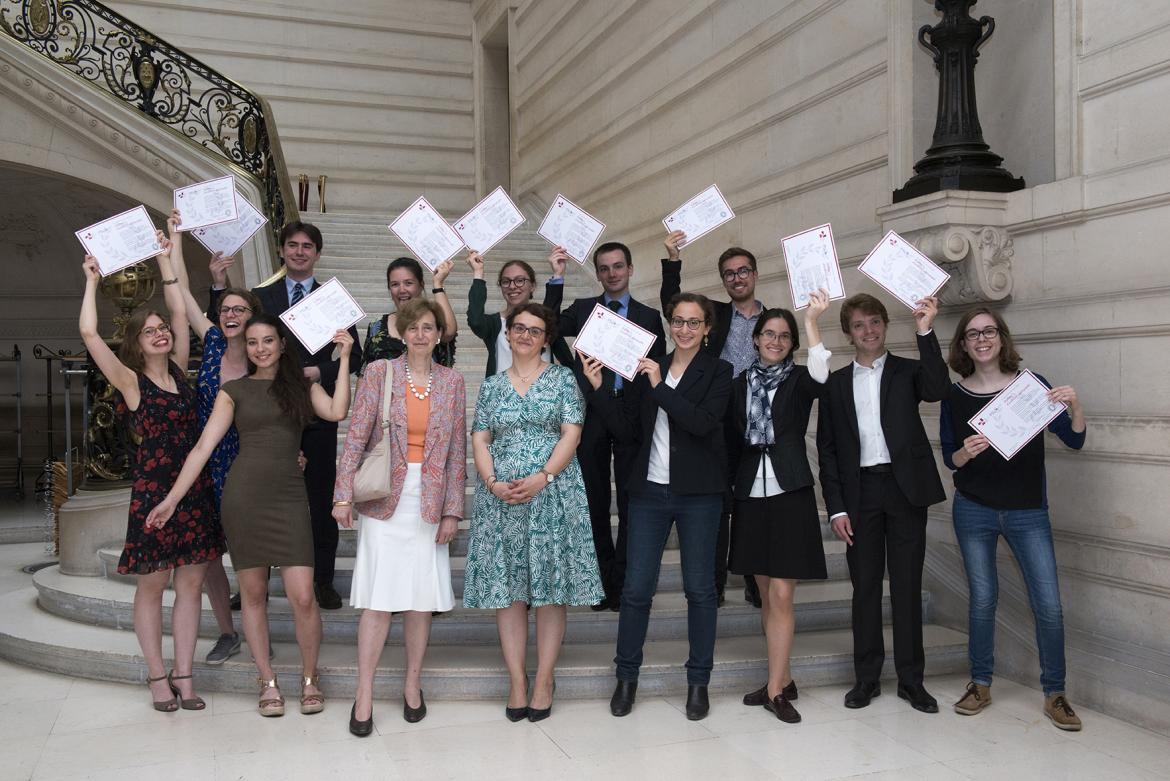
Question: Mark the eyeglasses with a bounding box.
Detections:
[721,267,755,282]
[141,324,171,337]
[963,326,1000,342]
[500,276,532,289]
[509,324,546,338]
[669,318,707,331]
[218,305,253,316]
[758,330,793,343]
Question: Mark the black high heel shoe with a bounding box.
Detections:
[349,702,374,737]
[505,676,529,722]
[527,680,556,722]
[403,690,427,723]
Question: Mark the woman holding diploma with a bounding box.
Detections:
[362,256,458,370]
[590,292,733,722]
[78,239,225,712]
[167,209,258,665]
[146,314,353,718]
[332,298,465,737]
[724,293,832,724]
[464,303,603,723]
[940,308,1085,731]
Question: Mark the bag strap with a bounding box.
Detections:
[380,360,393,431]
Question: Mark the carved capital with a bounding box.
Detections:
[905,225,1013,305]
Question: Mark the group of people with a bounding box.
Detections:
[79,214,1086,735]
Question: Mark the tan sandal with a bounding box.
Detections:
[167,670,206,711]
[147,673,178,712]
[300,673,325,715]
[258,675,285,717]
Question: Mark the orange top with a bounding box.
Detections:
[405,390,430,463]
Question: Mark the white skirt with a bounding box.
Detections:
[349,463,455,612]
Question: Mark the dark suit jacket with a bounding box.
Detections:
[554,285,667,398]
[725,366,823,500]
[208,280,363,400]
[816,332,949,520]
[660,259,766,359]
[590,350,732,496]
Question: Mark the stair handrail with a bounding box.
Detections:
[0,0,297,271]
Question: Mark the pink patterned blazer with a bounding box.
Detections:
[333,357,466,523]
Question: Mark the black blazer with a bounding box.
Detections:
[591,350,732,496]
[209,280,363,399]
[725,366,823,500]
[660,259,766,360]
[555,286,667,395]
[816,332,949,520]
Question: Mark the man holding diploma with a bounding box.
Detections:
[208,221,362,611]
[550,242,666,611]
[817,293,948,714]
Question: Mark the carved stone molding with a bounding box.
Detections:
[876,189,1015,306]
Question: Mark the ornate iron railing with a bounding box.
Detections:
[0,0,298,258]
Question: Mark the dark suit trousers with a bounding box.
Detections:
[846,471,928,685]
[302,423,340,586]
[578,406,635,601]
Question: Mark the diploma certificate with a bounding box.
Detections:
[858,231,950,310]
[75,206,161,276]
[662,184,735,247]
[191,192,268,257]
[572,303,658,381]
[278,278,366,355]
[388,196,465,271]
[537,194,606,265]
[453,186,525,256]
[780,223,846,309]
[173,175,239,231]
[967,370,1067,460]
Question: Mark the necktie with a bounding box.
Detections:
[291,282,305,306]
[606,300,623,391]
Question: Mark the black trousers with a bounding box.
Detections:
[715,510,730,593]
[845,471,928,686]
[578,408,636,601]
[302,423,339,587]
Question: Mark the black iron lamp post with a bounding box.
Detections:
[893,0,1025,202]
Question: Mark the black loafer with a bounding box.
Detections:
[897,683,939,714]
[610,680,637,717]
[765,693,802,723]
[844,681,881,709]
[743,679,798,706]
[685,685,709,721]
[349,702,373,737]
[403,690,426,723]
[315,583,343,610]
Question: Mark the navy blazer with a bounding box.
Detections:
[816,331,949,520]
[555,286,667,396]
[591,350,733,496]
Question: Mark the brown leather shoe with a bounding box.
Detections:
[953,681,991,715]
[764,693,801,723]
[1044,694,1082,731]
[743,680,798,707]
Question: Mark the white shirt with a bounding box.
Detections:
[852,352,891,467]
[646,370,682,485]
[749,343,832,497]
[494,313,550,374]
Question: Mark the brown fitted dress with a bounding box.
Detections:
[220,377,314,571]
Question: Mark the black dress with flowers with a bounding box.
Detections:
[116,361,226,574]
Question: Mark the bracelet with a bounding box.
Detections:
[432,287,446,294]
[332,500,353,507]
[486,476,497,489]
[161,278,179,285]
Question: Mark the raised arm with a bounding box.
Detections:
[911,296,949,403]
[659,230,686,312]
[465,251,492,340]
[144,389,236,527]
[431,259,458,342]
[153,226,190,369]
[79,256,140,408]
[309,329,353,422]
[169,209,216,339]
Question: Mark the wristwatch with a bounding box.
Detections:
[432,287,446,294]
[540,469,555,484]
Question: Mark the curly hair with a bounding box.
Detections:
[947,306,1021,378]
[665,292,715,325]
[244,313,314,426]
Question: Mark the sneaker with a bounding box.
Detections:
[953,681,991,715]
[205,632,241,665]
[1044,694,1082,731]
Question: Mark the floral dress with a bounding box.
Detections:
[196,325,238,503]
[463,365,603,608]
[116,361,226,574]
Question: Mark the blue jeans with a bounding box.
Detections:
[615,485,722,685]
[952,491,1067,695]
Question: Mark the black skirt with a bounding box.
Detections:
[729,487,827,580]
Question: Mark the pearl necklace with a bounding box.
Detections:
[404,363,433,400]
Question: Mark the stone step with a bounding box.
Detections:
[0,584,967,699]
[96,542,853,597]
[34,564,899,647]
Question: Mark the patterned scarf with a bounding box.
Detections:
[745,357,795,446]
